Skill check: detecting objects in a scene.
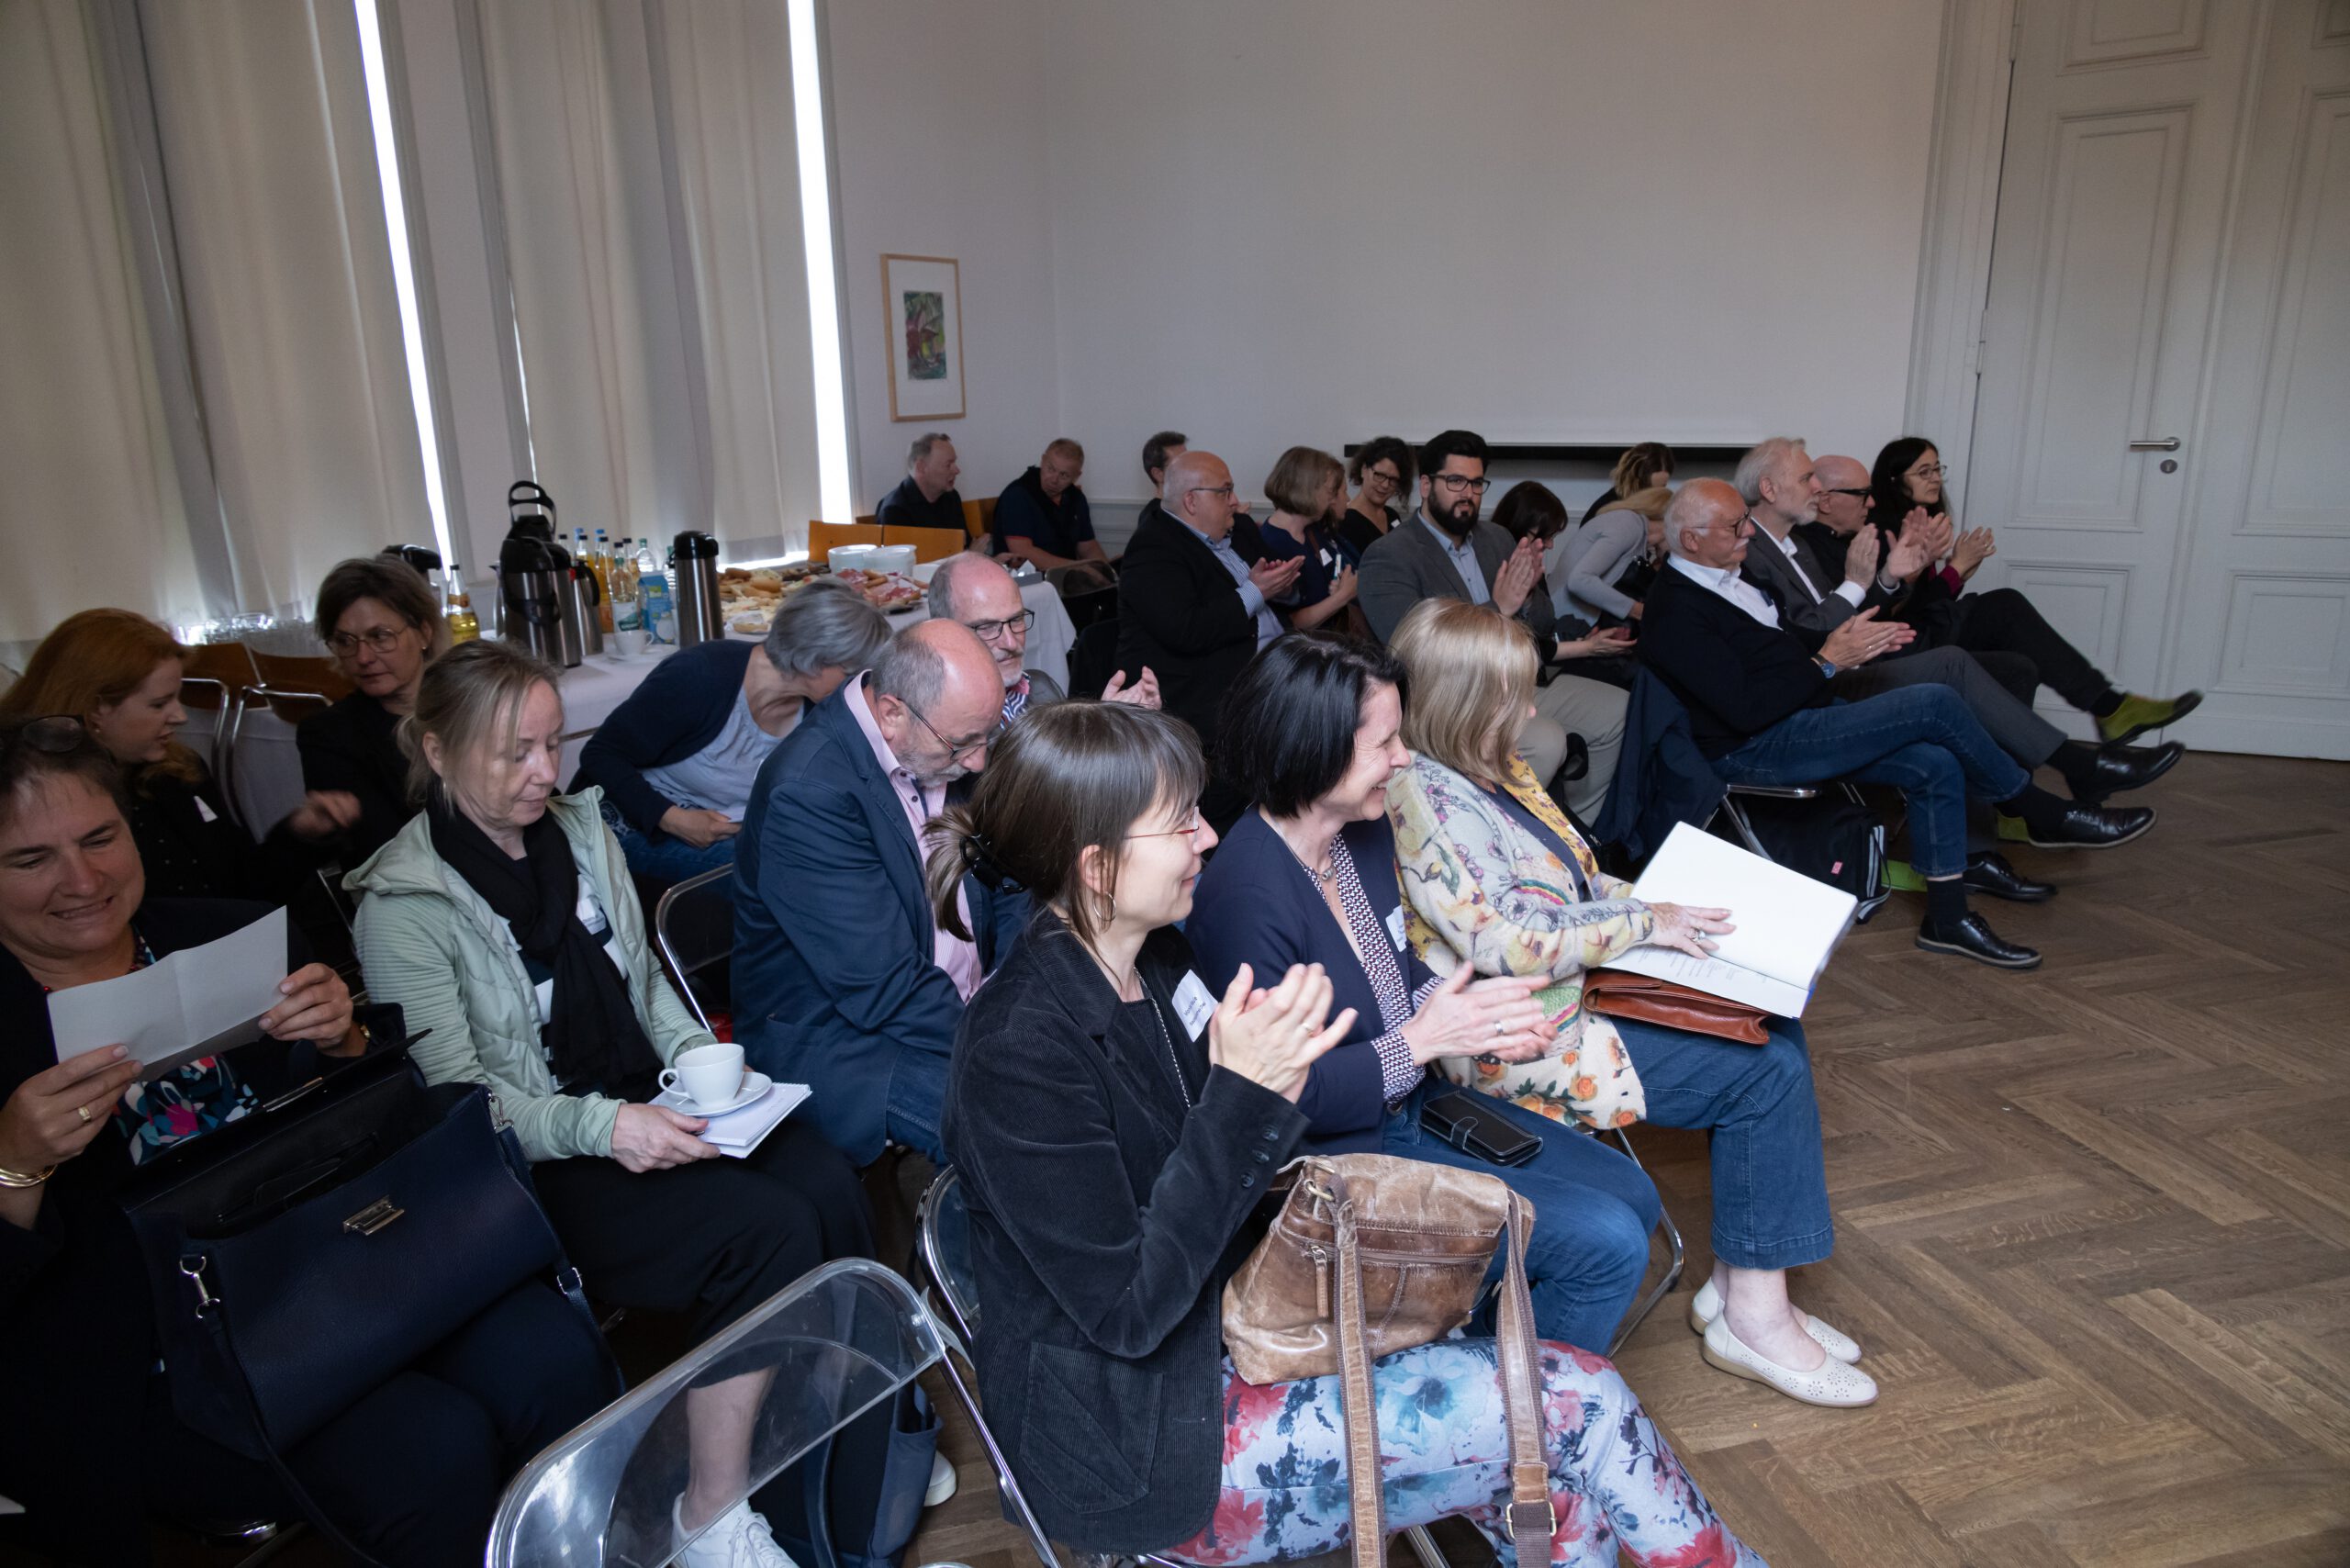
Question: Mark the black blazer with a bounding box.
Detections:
[941,912,1307,1553]
[1113,508,1267,752]
[297,690,415,865]
[1638,560,1836,756]
[0,901,309,1566]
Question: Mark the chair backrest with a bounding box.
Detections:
[249,650,352,722]
[179,642,259,712]
[880,523,967,564]
[486,1260,948,1568]
[959,498,988,540]
[809,520,883,560]
[1067,616,1122,700]
[654,865,735,1031]
[914,1167,981,1344]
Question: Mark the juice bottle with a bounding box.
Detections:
[443,564,480,644]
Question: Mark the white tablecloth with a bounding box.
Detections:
[192,570,1073,831]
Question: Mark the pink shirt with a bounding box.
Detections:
[845,673,982,1001]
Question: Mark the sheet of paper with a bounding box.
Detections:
[48,908,285,1080]
[1629,823,1856,990]
[1598,944,1813,1018]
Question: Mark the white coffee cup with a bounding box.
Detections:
[659,1042,744,1109]
[613,627,649,657]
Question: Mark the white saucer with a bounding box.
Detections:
[658,1070,772,1117]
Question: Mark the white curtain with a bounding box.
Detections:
[0,0,202,647]
[655,0,824,555]
[141,0,431,619]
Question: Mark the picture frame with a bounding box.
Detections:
[880,253,965,421]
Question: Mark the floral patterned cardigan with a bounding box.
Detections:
[1385,750,1656,1126]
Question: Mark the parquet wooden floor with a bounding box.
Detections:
[908,751,2350,1567]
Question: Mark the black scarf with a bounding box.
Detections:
[427,796,662,1093]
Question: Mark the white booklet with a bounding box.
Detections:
[1599,823,1857,1018]
[652,1081,813,1159]
[48,908,288,1080]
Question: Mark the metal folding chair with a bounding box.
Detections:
[487,1258,1038,1568]
[653,865,736,1032]
[914,1170,1449,1568]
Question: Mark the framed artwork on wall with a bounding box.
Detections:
[880,253,964,421]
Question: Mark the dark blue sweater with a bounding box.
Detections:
[1186,810,1432,1152]
[570,639,755,840]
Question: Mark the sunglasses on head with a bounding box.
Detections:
[0,715,89,756]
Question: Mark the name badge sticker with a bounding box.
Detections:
[1386,905,1407,952]
[195,795,219,824]
[1171,971,1216,1040]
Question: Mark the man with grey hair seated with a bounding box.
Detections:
[1639,478,2158,970]
[734,618,1028,1165]
[926,552,1159,721]
[574,576,890,883]
[875,431,966,532]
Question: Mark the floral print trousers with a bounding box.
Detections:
[1165,1339,1763,1567]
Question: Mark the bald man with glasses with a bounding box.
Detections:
[1357,428,1628,820]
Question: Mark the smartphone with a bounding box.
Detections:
[1419,1090,1544,1168]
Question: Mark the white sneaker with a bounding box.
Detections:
[671,1495,800,1568]
[1686,1279,1863,1364]
[923,1450,957,1507]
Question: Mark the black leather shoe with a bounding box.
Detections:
[1962,851,2055,902]
[1916,913,2042,969]
[2063,739,2185,804]
[2024,802,2155,850]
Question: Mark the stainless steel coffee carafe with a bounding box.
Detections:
[671,532,723,646]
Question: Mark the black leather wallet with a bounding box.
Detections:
[1418,1090,1544,1168]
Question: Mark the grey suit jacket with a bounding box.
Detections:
[1359,512,1556,646]
[1739,525,1897,638]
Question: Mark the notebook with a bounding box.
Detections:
[1600,822,1859,1018]
[652,1081,812,1159]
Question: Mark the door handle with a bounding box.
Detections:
[2128,437,2182,452]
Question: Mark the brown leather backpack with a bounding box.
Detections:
[1221,1154,1554,1565]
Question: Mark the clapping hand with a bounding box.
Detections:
[1101,666,1161,709]
[1884,512,1940,582]
[1951,527,1996,579]
[1248,555,1305,600]
[1208,963,1358,1103]
[1491,537,1548,618]
[1400,965,1554,1066]
[1644,902,1734,960]
[1818,607,1913,668]
[1841,523,1884,588]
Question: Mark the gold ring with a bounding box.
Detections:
[75,1103,92,1125]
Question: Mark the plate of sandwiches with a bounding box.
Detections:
[834,567,927,614]
[719,563,822,635]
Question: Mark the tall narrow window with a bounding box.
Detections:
[353,0,456,571]
[788,0,852,529]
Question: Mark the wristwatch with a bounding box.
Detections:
[1813,655,1839,679]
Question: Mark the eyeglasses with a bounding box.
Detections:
[1822,487,1871,499]
[1362,468,1402,488]
[1183,484,1237,500]
[905,702,1004,764]
[1908,463,1948,480]
[0,714,87,756]
[326,625,413,657]
[1129,812,1206,841]
[961,608,1036,644]
[1430,474,1491,495]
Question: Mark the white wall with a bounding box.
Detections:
[826,0,1060,512]
[825,0,1946,529]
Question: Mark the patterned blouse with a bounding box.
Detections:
[44,930,259,1166]
[1318,834,1445,1105]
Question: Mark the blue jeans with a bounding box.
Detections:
[1712,686,2029,878]
[1384,1078,1661,1351]
[1612,1015,1833,1271]
[885,1047,949,1163]
[605,804,740,884]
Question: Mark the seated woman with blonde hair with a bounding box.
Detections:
[1383,598,1875,1408]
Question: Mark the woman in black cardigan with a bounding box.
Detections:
[933,701,1760,1565]
[0,720,609,1566]
[301,555,448,866]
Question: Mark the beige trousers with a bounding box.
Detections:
[1517,673,1628,822]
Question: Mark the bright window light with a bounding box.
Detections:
[788,0,852,528]
[353,0,457,572]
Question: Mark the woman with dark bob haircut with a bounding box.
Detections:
[934,698,1762,1564]
[1192,632,1661,1353]
[1339,435,1414,556]
[303,554,450,865]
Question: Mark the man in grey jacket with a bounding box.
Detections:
[1358,429,1627,819]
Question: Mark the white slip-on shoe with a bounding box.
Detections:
[1687,1279,1863,1364]
[923,1450,958,1507]
[672,1495,800,1568]
[1701,1314,1879,1408]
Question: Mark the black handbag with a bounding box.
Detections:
[118,1041,615,1464]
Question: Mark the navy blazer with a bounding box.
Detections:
[733,679,1028,1163]
[1186,811,1432,1152]
[572,639,756,838]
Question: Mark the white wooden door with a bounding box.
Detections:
[2159,3,2350,756]
[1965,1,2259,737]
